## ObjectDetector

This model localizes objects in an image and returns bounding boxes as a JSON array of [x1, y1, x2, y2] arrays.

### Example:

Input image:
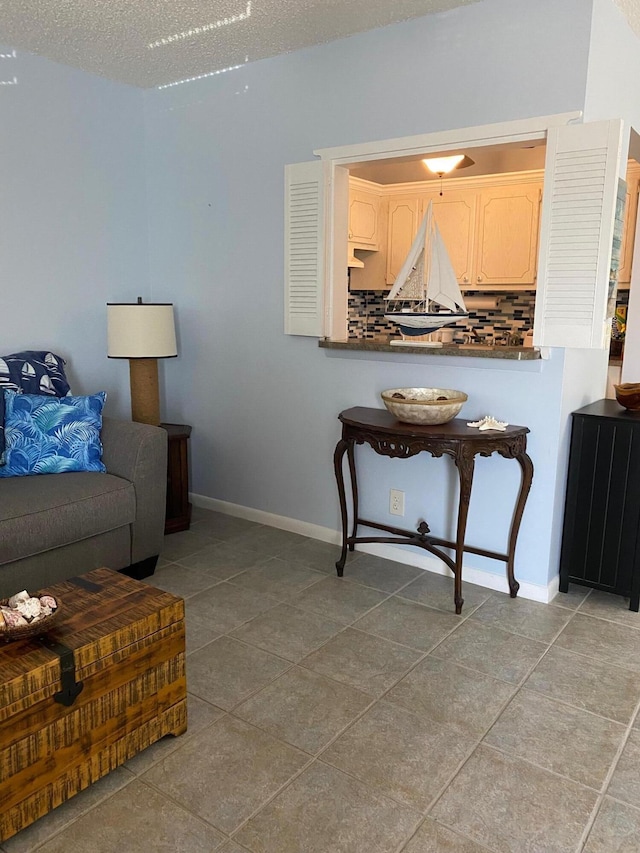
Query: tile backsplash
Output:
[[348, 289, 537, 343]]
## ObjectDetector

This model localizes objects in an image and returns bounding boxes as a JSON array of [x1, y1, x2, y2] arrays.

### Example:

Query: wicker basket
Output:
[[0, 596, 62, 643]]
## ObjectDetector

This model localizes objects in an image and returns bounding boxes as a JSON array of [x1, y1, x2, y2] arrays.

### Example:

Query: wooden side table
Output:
[[334, 407, 534, 614], [160, 423, 192, 535]]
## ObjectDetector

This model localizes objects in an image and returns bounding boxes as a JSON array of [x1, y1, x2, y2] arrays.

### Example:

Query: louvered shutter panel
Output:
[[535, 119, 623, 348], [284, 161, 326, 336]]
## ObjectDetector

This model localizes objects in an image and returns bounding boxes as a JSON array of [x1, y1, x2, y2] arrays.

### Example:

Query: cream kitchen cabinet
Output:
[[418, 191, 476, 285], [618, 165, 640, 287], [387, 180, 542, 290], [386, 196, 420, 285], [472, 183, 541, 287], [348, 186, 381, 250]]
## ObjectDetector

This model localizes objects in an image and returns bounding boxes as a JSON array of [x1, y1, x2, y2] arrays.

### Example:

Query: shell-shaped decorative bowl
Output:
[[614, 383, 640, 411], [381, 388, 468, 425]]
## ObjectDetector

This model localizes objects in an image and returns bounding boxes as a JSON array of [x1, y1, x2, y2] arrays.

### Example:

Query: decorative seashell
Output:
[[467, 415, 508, 432], [16, 597, 43, 621], [2, 608, 28, 629], [39, 595, 57, 610], [7, 590, 30, 609]]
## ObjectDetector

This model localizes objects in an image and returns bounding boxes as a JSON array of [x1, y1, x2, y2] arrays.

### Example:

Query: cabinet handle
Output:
[[348, 231, 353, 239], [477, 276, 483, 282], [463, 276, 469, 283]]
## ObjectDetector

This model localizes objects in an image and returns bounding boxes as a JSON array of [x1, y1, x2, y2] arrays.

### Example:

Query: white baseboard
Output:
[[191, 493, 558, 604]]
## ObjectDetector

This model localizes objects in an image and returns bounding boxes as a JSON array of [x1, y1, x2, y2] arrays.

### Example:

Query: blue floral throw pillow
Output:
[[0, 390, 107, 477]]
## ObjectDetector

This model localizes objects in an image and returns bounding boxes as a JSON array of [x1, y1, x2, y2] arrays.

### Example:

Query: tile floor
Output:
[[4, 508, 640, 852]]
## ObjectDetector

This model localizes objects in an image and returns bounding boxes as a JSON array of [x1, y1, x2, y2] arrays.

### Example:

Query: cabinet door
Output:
[[349, 189, 380, 249], [386, 196, 420, 285], [420, 191, 476, 286], [474, 183, 541, 286], [618, 173, 639, 286]]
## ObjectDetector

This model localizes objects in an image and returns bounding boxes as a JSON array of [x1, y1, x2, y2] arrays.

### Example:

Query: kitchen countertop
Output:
[[319, 338, 541, 360]]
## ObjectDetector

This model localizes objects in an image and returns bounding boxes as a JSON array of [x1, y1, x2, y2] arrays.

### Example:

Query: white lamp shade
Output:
[[107, 303, 177, 358]]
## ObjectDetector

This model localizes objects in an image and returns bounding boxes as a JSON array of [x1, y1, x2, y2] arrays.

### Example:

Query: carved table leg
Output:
[[334, 437, 350, 576], [347, 439, 358, 552], [453, 448, 475, 615], [507, 450, 534, 598]]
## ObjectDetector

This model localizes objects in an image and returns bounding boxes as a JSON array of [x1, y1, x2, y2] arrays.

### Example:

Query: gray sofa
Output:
[[0, 418, 167, 597]]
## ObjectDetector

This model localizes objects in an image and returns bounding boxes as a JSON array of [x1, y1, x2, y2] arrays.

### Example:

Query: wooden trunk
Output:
[[0, 568, 187, 843]]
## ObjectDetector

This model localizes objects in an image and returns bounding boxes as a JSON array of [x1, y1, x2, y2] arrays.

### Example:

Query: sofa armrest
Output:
[[101, 417, 168, 564]]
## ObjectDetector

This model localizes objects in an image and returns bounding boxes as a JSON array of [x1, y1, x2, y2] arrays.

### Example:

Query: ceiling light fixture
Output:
[[157, 60, 247, 90], [422, 154, 474, 195]]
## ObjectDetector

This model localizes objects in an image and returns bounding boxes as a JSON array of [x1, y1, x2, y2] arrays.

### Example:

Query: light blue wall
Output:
[[0, 46, 148, 416], [144, 0, 593, 591]]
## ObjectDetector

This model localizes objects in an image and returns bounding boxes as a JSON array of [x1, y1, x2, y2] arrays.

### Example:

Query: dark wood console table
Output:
[[334, 407, 534, 614]]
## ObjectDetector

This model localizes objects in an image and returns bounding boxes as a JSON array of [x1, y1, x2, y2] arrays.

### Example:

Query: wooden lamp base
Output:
[[129, 358, 160, 426]]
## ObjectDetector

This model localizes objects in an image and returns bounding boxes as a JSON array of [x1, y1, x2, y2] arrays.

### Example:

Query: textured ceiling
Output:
[[0, 0, 483, 88], [2, 0, 640, 90]]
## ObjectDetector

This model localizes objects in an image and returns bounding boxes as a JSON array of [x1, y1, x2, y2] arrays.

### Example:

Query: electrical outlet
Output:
[[389, 488, 405, 516]]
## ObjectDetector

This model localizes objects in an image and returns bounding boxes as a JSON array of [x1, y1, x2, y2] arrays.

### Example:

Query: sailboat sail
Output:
[[384, 201, 468, 336]]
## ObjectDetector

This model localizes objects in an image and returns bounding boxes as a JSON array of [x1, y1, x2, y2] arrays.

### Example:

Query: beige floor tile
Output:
[[218, 844, 251, 853], [607, 729, 640, 806], [431, 745, 598, 853], [31, 780, 226, 853], [187, 636, 290, 709], [289, 576, 388, 625], [234, 666, 371, 753], [149, 563, 220, 599], [322, 700, 475, 811], [550, 583, 592, 610], [277, 538, 358, 573], [354, 597, 460, 651], [228, 557, 326, 599], [227, 526, 310, 556], [431, 621, 547, 684], [189, 511, 261, 541], [385, 656, 516, 738], [525, 645, 640, 724], [184, 599, 221, 653], [301, 627, 423, 695], [186, 582, 280, 635], [484, 688, 626, 789], [339, 554, 423, 593], [470, 594, 572, 643], [583, 797, 640, 852], [142, 716, 307, 835], [124, 693, 224, 775], [1, 767, 135, 853], [399, 572, 491, 615], [230, 603, 344, 661], [162, 529, 220, 561], [554, 614, 640, 673], [178, 542, 272, 578], [402, 819, 497, 853], [235, 761, 420, 853], [577, 589, 640, 629]]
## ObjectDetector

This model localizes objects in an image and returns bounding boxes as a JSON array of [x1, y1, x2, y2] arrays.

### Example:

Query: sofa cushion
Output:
[[0, 391, 106, 477], [0, 472, 135, 565]]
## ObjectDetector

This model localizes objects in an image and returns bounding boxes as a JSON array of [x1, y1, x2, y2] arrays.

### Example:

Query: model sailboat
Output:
[[384, 201, 468, 337]]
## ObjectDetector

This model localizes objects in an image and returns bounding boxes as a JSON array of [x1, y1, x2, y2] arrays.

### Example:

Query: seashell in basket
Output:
[[0, 592, 61, 642], [381, 388, 468, 425]]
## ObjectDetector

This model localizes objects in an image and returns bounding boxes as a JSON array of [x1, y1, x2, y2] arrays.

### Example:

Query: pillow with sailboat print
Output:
[[0, 351, 71, 465], [0, 390, 107, 477]]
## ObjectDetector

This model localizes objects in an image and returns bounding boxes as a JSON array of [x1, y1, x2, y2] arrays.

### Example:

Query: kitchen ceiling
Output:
[[2, 0, 639, 90]]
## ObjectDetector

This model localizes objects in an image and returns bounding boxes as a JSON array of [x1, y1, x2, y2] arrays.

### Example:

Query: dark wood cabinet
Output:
[[160, 423, 192, 535], [559, 400, 640, 611]]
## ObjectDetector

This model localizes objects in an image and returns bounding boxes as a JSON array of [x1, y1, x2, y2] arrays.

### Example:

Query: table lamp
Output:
[[107, 298, 177, 425]]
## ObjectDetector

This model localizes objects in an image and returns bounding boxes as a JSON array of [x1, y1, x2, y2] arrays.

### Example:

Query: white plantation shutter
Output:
[[535, 120, 624, 348], [284, 161, 327, 336]]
